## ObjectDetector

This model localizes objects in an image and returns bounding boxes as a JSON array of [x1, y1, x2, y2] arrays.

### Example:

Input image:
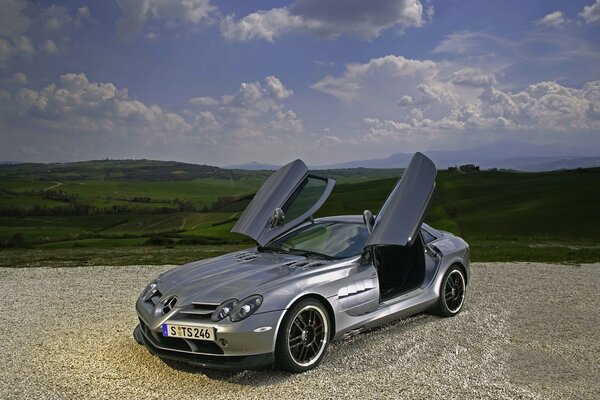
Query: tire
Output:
[[275, 298, 331, 373], [433, 265, 466, 317]]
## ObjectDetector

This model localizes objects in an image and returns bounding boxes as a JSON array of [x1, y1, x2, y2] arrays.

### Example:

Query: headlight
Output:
[[142, 276, 161, 301], [211, 298, 239, 322], [230, 295, 263, 322]]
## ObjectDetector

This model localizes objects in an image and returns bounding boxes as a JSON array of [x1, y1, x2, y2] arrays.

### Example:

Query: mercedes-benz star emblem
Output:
[[161, 296, 177, 315]]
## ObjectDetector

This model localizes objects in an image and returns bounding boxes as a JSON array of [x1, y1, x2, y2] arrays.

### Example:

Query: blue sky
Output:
[[1, 0, 599, 165]]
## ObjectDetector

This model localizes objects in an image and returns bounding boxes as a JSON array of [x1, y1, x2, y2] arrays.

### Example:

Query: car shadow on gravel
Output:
[[157, 312, 439, 386], [161, 359, 293, 384]]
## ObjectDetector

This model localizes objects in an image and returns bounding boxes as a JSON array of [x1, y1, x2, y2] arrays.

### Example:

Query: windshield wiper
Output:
[[286, 248, 335, 260], [258, 245, 287, 254]]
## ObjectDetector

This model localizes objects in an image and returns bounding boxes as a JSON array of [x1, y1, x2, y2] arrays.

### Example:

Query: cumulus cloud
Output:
[[0, 1, 88, 65], [312, 54, 600, 144], [535, 11, 568, 27], [0, 36, 35, 63], [40, 4, 74, 32], [78, 6, 90, 19], [364, 80, 600, 143], [450, 67, 497, 87], [40, 39, 57, 54], [580, 0, 600, 24], [12, 72, 27, 84], [221, 0, 427, 42], [2, 72, 302, 161], [312, 55, 438, 102], [13, 73, 192, 140], [265, 76, 293, 100], [116, 0, 217, 40]]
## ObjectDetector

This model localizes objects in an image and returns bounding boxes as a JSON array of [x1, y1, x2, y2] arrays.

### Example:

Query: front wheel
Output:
[[274, 298, 330, 373], [434, 265, 466, 317]]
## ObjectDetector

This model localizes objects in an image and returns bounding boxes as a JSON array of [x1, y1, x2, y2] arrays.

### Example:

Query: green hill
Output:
[[319, 169, 600, 242], [1, 159, 598, 265]]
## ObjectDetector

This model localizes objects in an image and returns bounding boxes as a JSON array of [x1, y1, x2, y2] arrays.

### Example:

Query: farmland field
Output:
[[1, 160, 599, 266]]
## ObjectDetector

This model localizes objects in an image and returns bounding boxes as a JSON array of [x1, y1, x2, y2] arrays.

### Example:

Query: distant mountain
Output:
[[317, 140, 600, 171], [224, 161, 280, 170]]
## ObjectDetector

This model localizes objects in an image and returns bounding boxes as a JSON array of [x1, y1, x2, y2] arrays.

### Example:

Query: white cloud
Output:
[[40, 39, 57, 54], [12, 72, 28, 84], [221, 0, 427, 42], [2, 73, 303, 162], [265, 76, 293, 100], [40, 4, 73, 32], [312, 55, 438, 102], [581, 0, 600, 24], [433, 31, 506, 55], [144, 32, 158, 41], [0, 1, 87, 65], [311, 54, 600, 145], [0, 35, 35, 63], [450, 67, 497, 87], [188, 96, 219, 107], [535, 11, 568, 27], [221, 9, 304, 42], [78, 6, 90, 19], [116, 0, 217, 40], [12, 73, 192, 142], [314, 134, 358, 147]]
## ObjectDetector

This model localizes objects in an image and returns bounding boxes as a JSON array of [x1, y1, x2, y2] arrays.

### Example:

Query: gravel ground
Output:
[[0, 262, 598, 399]]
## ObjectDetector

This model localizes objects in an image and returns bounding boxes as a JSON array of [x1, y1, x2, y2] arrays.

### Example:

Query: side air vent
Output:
[[234, 252, 260, 262]]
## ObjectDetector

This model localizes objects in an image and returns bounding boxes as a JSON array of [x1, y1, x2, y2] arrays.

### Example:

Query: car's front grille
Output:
[[174, 302, 219, 320], [139, 319, 224, 355]]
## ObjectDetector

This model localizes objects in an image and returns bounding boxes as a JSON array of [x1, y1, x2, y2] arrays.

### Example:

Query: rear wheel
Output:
[[275, 298, 330, 373], [434, 266, 466, 317]]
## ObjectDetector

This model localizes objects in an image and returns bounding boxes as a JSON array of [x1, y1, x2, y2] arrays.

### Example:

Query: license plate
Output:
[[162, 324, 215, 341]]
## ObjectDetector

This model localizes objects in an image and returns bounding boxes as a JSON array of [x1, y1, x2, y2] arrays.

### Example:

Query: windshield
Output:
[[262, 221, 369, 259]]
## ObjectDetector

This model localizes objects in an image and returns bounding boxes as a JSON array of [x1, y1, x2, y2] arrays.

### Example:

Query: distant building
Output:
[[448, 164, 480, 173]]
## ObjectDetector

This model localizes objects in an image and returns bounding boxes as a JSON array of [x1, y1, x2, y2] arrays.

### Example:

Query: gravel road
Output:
[[0, 262, 598, 399]]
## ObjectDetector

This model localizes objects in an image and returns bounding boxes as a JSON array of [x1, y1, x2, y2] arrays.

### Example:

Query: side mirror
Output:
[[272, 208, 285, 227], [363, 210, 374, 234]]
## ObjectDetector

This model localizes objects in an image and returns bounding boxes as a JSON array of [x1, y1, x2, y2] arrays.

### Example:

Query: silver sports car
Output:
[[134, 152, 470, 372]]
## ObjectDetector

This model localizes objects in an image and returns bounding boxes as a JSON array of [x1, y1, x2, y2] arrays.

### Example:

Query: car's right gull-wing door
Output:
[[364, 152, 437, 248], [231, 159, 335, 246]]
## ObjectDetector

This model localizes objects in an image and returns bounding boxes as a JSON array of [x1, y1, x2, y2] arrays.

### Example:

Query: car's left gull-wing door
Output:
[[231, 159, 335, 245], [364, 152, 437, 248]]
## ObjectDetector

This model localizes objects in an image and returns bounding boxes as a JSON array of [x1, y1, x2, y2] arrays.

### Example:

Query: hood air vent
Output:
[[234, 252, 260, 262], [284, 260, 326, 269]]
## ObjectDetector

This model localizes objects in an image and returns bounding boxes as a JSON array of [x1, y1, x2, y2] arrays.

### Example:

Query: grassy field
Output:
[[1, 160, 598, 266]]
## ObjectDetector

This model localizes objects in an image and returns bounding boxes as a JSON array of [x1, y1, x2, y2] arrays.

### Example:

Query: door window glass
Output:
[[281, 176, 327, 222]]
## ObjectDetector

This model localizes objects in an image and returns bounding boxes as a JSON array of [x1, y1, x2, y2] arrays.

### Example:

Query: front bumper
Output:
[[135, 295, 283, 369], [133, 324, 274, 370]]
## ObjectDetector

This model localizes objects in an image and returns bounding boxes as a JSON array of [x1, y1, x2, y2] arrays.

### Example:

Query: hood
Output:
[[157, 250, 332, 305]]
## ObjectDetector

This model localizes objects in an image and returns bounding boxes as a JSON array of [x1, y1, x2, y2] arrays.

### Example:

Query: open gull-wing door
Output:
[[365, 152, 437, 248], [231, 159, 335, 245]]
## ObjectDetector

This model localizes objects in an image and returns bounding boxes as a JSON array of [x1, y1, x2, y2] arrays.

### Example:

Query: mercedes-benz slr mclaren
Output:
[[134, 152, 470, 372]]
